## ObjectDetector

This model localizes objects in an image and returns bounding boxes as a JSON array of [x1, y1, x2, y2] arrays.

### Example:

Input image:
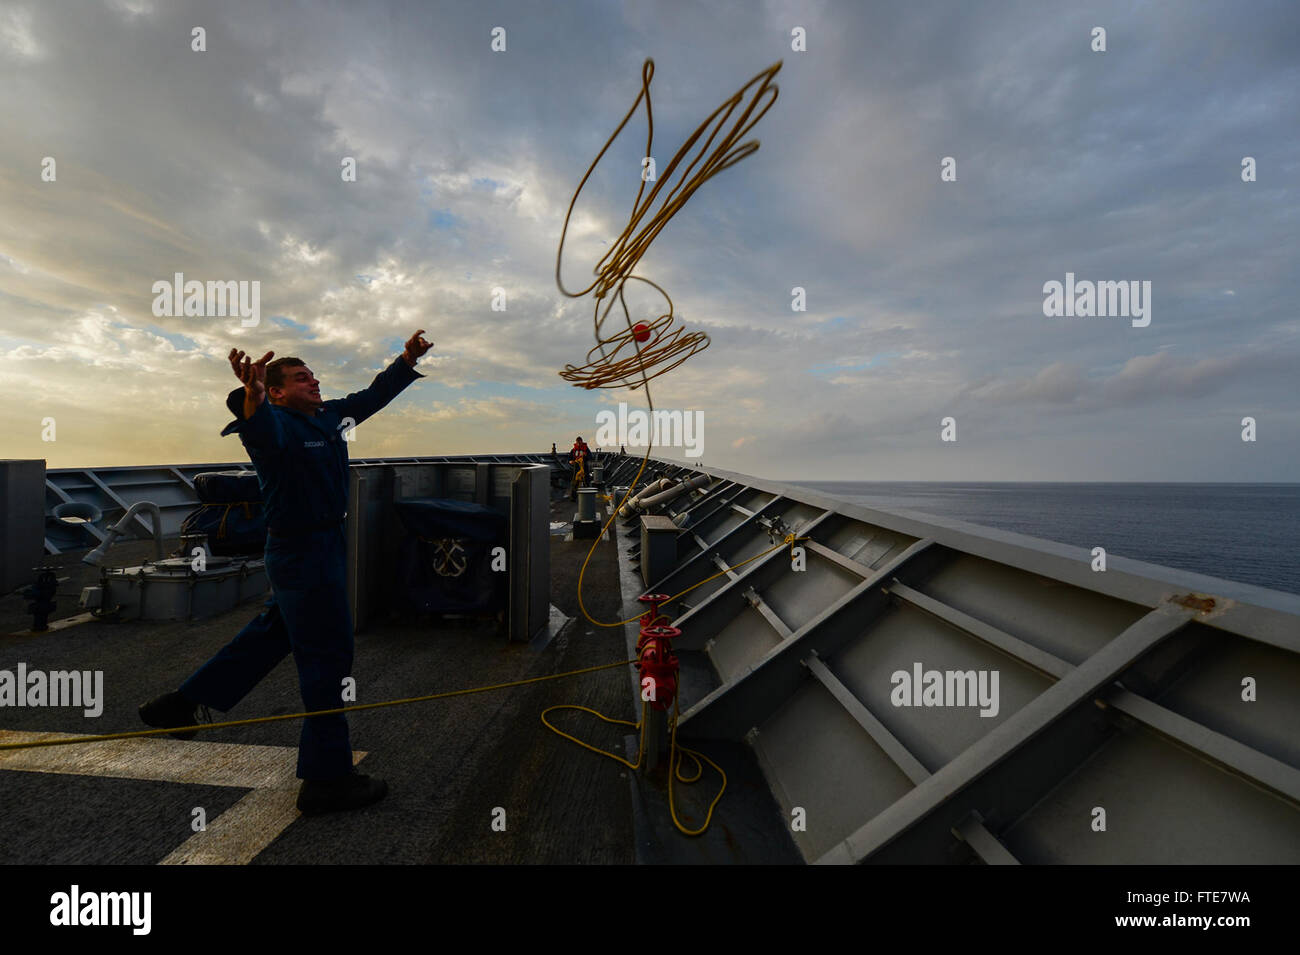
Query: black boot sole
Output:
[[296, 778, 389, 816], [138, 696, 199, 740]]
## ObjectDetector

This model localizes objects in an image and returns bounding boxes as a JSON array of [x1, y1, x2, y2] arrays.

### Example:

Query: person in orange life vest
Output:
[[569, 436, 591, 500]]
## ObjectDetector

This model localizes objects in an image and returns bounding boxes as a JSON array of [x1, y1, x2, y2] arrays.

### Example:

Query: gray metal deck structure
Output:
[[599, 455, 1300, 865], [41, 454, 557, 552], [36, 452, 1300, 864]]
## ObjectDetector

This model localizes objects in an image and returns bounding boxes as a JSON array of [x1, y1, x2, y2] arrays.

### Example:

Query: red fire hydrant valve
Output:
[[638, 592, 671, 630], [637, 626, 680, 711]]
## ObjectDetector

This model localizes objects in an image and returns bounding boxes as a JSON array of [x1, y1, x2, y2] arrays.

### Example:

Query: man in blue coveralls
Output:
[[140, 330, 432, 814]]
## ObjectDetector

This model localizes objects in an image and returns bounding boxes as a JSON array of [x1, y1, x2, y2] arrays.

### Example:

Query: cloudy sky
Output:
[[1, 0, 1296, 480]]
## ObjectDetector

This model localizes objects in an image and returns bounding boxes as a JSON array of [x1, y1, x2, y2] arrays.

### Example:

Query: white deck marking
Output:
[[160, 787, 306, 865], [9, 612, 97, 636], [0, 729, 364, 865]]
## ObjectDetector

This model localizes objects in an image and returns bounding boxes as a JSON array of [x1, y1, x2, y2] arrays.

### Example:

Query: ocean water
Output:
[[791, 482, 1300, 596]]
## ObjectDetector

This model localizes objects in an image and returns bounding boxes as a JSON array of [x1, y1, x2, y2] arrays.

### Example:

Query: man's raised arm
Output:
[[330, 329, 432, 427], [220, 349, 286, 448]]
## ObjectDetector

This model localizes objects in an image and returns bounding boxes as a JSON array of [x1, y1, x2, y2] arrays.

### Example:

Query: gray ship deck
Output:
[[5, 452, 1299, 866], [1, 488, 796, 864]]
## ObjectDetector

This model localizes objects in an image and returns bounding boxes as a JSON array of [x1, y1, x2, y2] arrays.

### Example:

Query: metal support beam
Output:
[[802, 650, 1019, 864], [803, 651, 928, 783], [168, 468, 196, 491], [887, 579, 1300, 809], [681, 480, 754, 535], [885, 579, 1072, 680], [802, 537, 882, 578], [710, 553, 740, 583], [676, 480, 735, 519], [816, 604, 1197, 865], [684, 486, 766, 542], [679, 539, 943, 738], [671, 509, 839, 650], [1098, 688, 1300, 809], [81, 469, 155, 539], [952, 812, 1020, 865], [651, 495, 786, 598], [745, 586, 794, 641]]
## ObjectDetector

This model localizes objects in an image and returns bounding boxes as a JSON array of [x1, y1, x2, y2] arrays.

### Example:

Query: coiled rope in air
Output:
[[556, 57, 781, 393], [549, 57, 785, 836]]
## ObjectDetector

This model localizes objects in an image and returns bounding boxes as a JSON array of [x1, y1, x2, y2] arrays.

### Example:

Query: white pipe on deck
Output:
[[636, 474, 711, 508], [83, 501, 165, 565]]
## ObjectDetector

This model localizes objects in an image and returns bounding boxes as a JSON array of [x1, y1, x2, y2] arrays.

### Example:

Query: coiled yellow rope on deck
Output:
[[541, 690, 728, 837]]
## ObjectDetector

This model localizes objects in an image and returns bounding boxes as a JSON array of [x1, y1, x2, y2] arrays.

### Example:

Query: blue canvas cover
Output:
[[393, 498, 507, 541], [194, 470, 262, 505], [181, 501, 266, 556], [393, 499, 508, 615]]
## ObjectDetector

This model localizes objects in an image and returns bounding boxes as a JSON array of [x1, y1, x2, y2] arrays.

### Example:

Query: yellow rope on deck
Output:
[[541, 694, 727, 838], [0, 659, 636, 752]]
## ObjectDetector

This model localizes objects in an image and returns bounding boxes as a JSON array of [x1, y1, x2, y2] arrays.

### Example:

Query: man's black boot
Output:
[[296, 771, 388, 815], [138, 690, 208, 740]]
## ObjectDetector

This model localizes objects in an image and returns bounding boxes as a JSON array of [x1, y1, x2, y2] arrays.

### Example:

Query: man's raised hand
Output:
[[230, 349, 274, 385], [228, 348, 245, 381], [402, 329, 433, 366], [237, 351, 274, 418]]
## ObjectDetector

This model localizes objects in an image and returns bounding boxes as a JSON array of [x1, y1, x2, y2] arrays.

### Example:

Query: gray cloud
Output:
[[0, 0, 1296, 480]]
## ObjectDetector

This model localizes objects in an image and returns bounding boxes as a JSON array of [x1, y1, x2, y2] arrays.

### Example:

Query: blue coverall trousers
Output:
[[181, 526, 353, 780]]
